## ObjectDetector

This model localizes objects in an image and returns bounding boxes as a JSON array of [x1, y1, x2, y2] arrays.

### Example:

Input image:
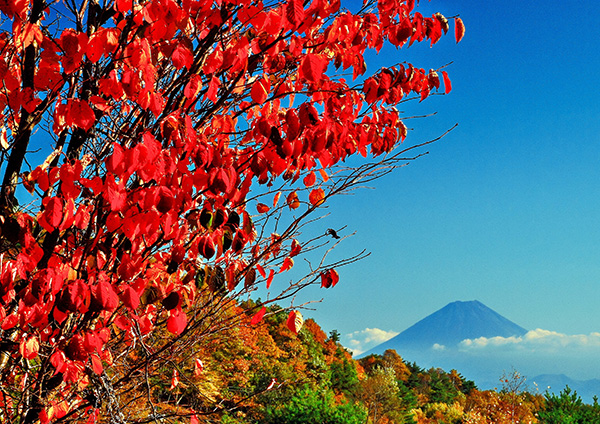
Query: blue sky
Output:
[[283, 0, 600, 366]]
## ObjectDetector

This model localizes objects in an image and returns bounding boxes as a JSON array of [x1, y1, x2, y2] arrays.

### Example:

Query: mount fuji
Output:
[[360, 300, 527, 357]]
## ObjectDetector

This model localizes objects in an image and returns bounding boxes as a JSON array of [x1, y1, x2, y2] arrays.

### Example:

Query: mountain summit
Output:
[[361, 300, 527, 357]]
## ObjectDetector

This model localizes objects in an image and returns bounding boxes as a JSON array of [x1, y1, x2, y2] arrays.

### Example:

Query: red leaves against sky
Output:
[[0, 0, 462, 420]]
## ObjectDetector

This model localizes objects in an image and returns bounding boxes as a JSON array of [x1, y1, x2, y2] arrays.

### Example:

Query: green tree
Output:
[[538, 387, 600, 424], [330, 358, 359, 395], [263, 386, 367, 424]]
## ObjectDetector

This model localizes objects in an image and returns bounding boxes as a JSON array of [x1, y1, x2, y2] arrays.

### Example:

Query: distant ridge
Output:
[[530, 374, 600, 402], [360, 300, 527, 357]]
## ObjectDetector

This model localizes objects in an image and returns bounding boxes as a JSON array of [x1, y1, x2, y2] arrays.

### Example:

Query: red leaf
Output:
[[279, 257, 294, 273], [95, 279, 119, 311], [1, 313, 17, 330], [256, 263, 266, 278], [114, 316, 131, 331], [285, 0, 305, 29], [71, 99, 95, 131], [203, 46, 223, 74], [290, 239, 301, 257], [20, 87, 41, 113], [91, 354, 104, 374], [250, 306, 266, 325], [19, 23, 43, 48], [455, 17, 465, 43], [442, 71, 452, 94], [303, 171, 316, 187], [198, 236, 215, 259], [309, 188, 325, 206], [205, 76, 220, 103], [83, 331, 103, 353], [65, 334, 87, 361], [120, 285, 140, 310], [87, 31, 105, 63], [273, 191, 281, 208], [60, 280, 89, 313], [58, 198, 76, 231], [266, 269, 274, 289], [285, 109, 301, 139], [184, 75, 203, 99], [115, 0, 131, 13], [319, 168, 329, 182], [251, 77, 270, 104], [300, 54, 328, 84], [256, 203, 270, 214], [167, 308, 187, 335], [320, 268, 340, 288], [155, 186, 175, 213], [286, 191, 300, 209], [50, 351, 67, 373], [209, 167, 233, 193], [44, 197, 64, 230], [106, 143, 125, 175], [172, 42, 193, 70], [104, 174, 126, 211], [428, 70, 440, 90], [286, 310, 303, 334], [427, 16, 442, 46]]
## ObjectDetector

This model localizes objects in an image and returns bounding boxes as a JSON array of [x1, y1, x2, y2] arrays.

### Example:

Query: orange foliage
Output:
[[464, 390, 539, 424]]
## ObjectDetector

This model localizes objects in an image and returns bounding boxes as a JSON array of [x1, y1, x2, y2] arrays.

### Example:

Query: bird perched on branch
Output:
[[326, 228, 340, 239]]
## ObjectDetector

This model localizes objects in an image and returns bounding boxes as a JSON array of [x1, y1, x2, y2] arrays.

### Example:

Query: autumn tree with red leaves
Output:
[[0, 0, 463, 421]]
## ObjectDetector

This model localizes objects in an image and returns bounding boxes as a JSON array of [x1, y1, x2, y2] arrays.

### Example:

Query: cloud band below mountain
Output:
[[460, 329, 600, 353]]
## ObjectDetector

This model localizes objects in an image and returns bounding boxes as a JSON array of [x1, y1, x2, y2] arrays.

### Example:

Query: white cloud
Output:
[[432, 343, 446, 351], [343, 328, 399, 355], [459, 329, 600, 354]]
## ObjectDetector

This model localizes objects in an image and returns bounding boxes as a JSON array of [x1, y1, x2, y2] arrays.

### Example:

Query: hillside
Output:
[[129, 300, 600, 423]]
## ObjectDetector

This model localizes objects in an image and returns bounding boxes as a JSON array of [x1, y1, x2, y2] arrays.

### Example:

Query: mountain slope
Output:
[[361, 300, 527, 357]]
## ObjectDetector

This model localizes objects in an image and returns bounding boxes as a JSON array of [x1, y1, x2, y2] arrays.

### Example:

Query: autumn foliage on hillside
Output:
[[0, 0, 464, 421], [130, 307, 597, 424]]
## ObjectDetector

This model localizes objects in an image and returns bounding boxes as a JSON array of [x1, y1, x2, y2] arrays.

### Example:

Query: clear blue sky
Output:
[[286, 1, 600, 356]]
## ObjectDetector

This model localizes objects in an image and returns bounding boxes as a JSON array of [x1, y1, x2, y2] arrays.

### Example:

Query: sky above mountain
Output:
[[275, 1, 600, 381]]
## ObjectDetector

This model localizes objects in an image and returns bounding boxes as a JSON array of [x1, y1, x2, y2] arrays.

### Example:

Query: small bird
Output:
[[326, 228, 340, 239]]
